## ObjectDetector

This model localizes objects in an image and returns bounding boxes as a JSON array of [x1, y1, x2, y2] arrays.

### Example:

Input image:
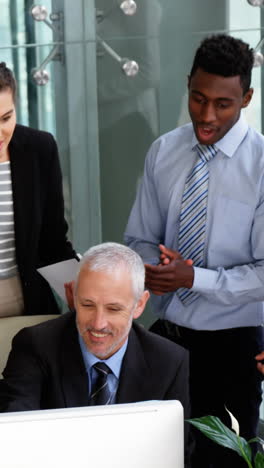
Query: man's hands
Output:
[[159, 245, 193, 266], [255, 351, 264, 375], [145, 244, 194, 295]]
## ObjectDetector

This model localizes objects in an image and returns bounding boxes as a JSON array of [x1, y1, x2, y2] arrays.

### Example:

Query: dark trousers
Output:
[[150, 320, 264, 468]]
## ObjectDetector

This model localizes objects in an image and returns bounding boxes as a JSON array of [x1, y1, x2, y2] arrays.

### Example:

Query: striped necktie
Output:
[[177, 144, 217, 305], [89, 362, 112, 406]]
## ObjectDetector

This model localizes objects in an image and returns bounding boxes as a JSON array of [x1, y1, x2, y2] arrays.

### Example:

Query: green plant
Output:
[[187, 410, 264, 468]]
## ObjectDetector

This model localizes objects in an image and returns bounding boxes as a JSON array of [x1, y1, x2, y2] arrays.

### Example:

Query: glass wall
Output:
[[0, 0, 262, 250]]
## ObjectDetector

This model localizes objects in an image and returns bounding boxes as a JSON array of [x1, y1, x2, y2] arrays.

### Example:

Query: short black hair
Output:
[[190, 34, 254, 94], [0, 62, 16, 102]]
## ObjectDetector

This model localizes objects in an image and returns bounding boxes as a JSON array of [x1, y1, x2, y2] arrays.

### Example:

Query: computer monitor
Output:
[[0, 400, 184, 468]]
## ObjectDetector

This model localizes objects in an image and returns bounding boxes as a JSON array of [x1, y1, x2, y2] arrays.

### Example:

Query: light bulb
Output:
[[31, 5, 48, 21], [120, 0, 137, 16], [253, 51, 264, 67], [247, 0, 264, 6], [32, 69, 50, 85], [122, 60, 139, 77]]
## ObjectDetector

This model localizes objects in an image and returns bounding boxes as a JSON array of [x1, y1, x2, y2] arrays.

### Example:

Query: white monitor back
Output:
[[0, 400, 184, 468]]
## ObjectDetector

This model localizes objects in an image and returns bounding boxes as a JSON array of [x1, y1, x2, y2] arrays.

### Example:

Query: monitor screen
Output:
[[0, 400, 184, 468]]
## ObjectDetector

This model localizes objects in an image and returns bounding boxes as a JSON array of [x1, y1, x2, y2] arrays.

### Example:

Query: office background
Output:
[[1, 0, 262, 250], [0, 0, 263, 416]]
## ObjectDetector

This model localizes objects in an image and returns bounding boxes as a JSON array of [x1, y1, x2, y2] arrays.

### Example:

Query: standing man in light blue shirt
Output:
[[125, 34, 264, 468]]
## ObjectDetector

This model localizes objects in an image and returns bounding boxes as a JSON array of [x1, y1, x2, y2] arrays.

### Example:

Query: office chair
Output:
[[0, 314, 59, 377]]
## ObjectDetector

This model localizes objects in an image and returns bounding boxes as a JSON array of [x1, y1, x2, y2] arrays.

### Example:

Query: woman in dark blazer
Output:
[[0, 62, 76, 316]]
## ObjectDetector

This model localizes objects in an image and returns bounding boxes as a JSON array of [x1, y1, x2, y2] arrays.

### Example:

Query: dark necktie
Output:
[[89, 362, 112, 406], [177, 143, 217, 305]]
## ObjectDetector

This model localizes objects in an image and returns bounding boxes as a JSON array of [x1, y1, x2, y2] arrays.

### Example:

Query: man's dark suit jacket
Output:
[[0, 312, 191, 464], [0, 312, 190, 413], [9, 124, 76, 315]]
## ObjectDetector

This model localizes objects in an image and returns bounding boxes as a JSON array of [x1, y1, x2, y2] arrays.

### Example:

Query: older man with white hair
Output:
[[0, 243, 191, 457]]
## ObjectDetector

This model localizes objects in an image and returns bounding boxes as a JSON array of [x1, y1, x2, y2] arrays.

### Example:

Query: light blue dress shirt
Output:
[[125, 114, 264, 330], [78, 333, 128, 404]]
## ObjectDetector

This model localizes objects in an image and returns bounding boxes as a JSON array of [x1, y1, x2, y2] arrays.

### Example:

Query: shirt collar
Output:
[[78, 332, 128, 379], [191, 113, 249, 158]]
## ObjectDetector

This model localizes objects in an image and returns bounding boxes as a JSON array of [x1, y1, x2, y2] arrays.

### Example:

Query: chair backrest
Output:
[[0, 315, 59, 378]]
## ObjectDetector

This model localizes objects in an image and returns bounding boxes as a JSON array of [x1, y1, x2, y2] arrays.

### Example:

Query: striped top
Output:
[[0, 161, 17, 279]]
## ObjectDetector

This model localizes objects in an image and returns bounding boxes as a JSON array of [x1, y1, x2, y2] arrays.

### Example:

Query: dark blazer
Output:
[[0, 312, 192, 465], [9, 124, 76, 315], [0, 312, 190, 412]]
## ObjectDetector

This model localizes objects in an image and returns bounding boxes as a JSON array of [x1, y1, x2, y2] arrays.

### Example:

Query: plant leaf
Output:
[[248, 437, 264, 450], [254, 451, 264, 468], [187, 416, 252, 462]]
